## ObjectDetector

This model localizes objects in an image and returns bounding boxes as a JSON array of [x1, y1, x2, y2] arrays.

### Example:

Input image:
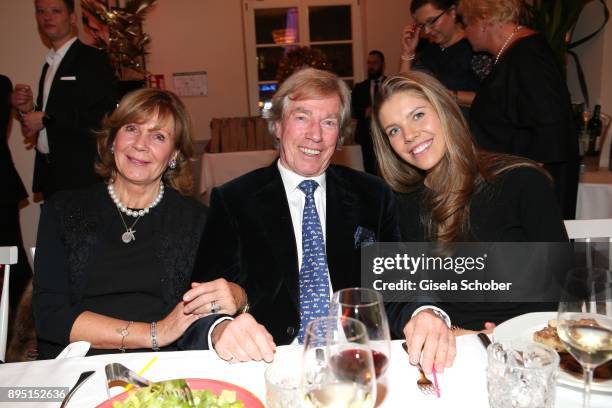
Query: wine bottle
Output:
[[587, 104, 602, 156]]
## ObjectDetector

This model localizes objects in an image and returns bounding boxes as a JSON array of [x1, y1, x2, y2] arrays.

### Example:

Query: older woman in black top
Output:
[[33, 89, 246, 358], [371, 72, 567, 330], [459, 0, 580, 219]]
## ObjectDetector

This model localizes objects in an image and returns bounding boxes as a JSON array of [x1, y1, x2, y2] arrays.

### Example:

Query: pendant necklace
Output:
[[117, 211, 141, 243], [107, 182, 164, 243]]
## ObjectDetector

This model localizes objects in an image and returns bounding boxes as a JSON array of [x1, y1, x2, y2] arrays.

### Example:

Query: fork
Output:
[[105, 363, 194, 405], [401, 341, 440, 396]]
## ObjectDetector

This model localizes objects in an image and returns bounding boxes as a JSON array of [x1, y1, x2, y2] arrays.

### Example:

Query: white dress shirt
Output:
[[38, 36, 78, 154]]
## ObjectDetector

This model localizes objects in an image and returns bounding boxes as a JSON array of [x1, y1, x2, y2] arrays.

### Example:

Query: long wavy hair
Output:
[[371, 72, 547, 241]]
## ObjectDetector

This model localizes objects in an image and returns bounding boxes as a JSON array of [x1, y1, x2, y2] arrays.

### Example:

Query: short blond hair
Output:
[[96, 88, 194, 195], [458, 0, 522, 24], [265, 67, 352, 146]]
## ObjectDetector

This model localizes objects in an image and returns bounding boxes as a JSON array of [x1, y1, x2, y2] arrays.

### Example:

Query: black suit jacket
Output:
[[192, 162, 418, 344], [351, 78, 373, 143], [34, 40, 117, 196], [0, 75, 27, 205]]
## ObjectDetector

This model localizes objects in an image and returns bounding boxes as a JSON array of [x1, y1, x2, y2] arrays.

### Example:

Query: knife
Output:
[[477, 333, 492, 349]]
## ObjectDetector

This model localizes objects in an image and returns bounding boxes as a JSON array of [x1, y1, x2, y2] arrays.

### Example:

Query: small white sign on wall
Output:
[[172, 71, 208, 97]]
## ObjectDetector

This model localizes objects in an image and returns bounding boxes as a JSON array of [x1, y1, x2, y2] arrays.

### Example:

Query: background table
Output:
[[577, 158, 612, 219], [198, 145, 363, 205], [0, 337, 608, 407]]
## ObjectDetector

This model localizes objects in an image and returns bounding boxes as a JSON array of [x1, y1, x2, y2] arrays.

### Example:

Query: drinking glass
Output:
[[301, 316, 376, 408], [265, 349, 304, 408], [330, 288, 391, 379], [557, 267, 612, 408], [487, 341, 559, 408]]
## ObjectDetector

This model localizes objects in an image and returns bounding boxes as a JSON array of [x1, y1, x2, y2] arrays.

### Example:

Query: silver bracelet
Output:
[[400, 53, 416, 62], [150, 321, 160, 351]]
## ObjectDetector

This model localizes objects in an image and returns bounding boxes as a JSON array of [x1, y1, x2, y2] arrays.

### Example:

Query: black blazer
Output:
[[33, 40, 117, 195], [0, 75, 27, 204], [351, 78, 374, 145], [192, 163, 416, 344]]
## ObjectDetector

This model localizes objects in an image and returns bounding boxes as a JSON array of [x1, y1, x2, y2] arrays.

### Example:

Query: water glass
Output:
[[265, 350, 304, 408], [487, 341, 559, 408]]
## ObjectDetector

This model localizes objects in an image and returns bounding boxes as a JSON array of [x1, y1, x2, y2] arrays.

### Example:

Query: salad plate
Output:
[[97, 378, 265, 407]]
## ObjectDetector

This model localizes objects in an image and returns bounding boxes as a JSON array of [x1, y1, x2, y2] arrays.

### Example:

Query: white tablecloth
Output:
[[199, 145, 364, 205], [0, 337, 609, 407], [576, 164, 612, 220]]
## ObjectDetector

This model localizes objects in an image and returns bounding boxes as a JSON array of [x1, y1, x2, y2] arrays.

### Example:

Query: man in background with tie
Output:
[[351, 50, 386, 175], [189, 68, 455, 374], [11, 0, 116, 199]]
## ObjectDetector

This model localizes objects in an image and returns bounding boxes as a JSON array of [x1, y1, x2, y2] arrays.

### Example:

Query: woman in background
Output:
[[459, 0, 579, 219], [33, 89, 245, 358], [371, 72, 567, 329], [399, 0, 491, 113]]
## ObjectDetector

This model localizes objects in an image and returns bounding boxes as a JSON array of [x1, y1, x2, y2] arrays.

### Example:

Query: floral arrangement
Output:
[[81, 0, 157, 79]]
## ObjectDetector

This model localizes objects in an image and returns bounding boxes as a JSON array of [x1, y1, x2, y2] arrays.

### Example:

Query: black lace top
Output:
[[32, 183, 207, 359]]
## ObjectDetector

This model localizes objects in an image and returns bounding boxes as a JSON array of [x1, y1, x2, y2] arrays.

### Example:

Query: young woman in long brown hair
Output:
[[371, 71, 567, 330]]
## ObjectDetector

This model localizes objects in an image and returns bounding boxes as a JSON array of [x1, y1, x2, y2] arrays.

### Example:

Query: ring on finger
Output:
[[210, 300, 220, 314]]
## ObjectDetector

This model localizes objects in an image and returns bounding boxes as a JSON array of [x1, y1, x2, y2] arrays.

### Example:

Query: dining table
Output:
[[576, 156, 612, 220], [0, 336, 609, 407]]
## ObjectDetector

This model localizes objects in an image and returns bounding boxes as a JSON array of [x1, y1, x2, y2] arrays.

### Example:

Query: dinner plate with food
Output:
[[97, 378, 265, 408], [493, 312, 612, 393]]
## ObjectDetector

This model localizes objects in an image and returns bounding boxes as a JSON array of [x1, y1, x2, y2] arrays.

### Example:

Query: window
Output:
[[243, 0, 363, 114]]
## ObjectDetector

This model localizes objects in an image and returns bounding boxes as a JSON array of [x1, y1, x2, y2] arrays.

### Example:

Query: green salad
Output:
[[112, 386, 245, 408]]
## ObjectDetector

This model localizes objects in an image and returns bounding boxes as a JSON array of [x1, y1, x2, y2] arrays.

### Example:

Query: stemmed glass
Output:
[[330, 288, 391, 379], [557, 267, 612, 408], [301, 316, 377, 408]]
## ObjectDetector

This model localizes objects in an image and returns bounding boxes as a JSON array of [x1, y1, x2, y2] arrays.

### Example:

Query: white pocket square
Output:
[[60, 76, 76, 80]]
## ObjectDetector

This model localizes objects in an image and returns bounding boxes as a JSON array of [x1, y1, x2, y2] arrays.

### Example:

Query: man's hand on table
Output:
[[403, 309, 456, 374], [211, 313, 276, 363]]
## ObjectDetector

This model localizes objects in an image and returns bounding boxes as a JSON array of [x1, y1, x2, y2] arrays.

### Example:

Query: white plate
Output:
[[493, 312, 612, 393]]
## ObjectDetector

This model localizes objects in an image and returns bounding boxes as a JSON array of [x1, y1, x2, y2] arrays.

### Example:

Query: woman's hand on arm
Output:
[[182, 278, 247, 316], [69, 304, 201, 350]]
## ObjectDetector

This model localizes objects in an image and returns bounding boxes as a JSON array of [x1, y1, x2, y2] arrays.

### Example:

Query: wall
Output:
[[0, 0, 413, 252], [566, 0, 610, 107]]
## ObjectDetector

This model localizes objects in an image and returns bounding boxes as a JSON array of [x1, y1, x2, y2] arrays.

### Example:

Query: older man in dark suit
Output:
[[188, 68, 455, 374], [11, 0, 116, 199]]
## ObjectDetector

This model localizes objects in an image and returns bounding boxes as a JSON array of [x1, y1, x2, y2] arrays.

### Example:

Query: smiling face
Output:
[[378, 91, 446, 171], [413, 4, 457, 47], [113, 113, 178, 188], [276, 96, 341, 177], [35, 0, 75, 48]]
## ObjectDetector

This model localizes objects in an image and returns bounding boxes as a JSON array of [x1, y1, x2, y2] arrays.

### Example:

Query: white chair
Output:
[[0, 246, 18, 362], [564, 219, 612, 269]]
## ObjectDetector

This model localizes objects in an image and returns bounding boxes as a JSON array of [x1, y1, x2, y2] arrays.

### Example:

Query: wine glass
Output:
[[330, 288, 391, 379], [557, 267, 612, 408], [301, 316, 377, 408]]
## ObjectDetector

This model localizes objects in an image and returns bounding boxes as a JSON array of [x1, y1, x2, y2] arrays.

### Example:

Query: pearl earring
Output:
[[111, 143, 115, 154], [168, 159, 177, 169]]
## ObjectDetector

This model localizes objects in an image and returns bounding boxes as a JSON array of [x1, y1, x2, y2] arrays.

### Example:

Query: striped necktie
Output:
[[297, 180, 330, 343]]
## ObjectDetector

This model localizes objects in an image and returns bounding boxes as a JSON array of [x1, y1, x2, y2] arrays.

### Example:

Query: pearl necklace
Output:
[[107, 182, 165, 217], [494, 25, 522, 65]]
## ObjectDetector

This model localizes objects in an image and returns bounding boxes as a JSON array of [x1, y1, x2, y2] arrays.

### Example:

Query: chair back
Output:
[[564, 219, 612, 270], [208, 117, 275, 153], [0, 246, 18, 362]]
